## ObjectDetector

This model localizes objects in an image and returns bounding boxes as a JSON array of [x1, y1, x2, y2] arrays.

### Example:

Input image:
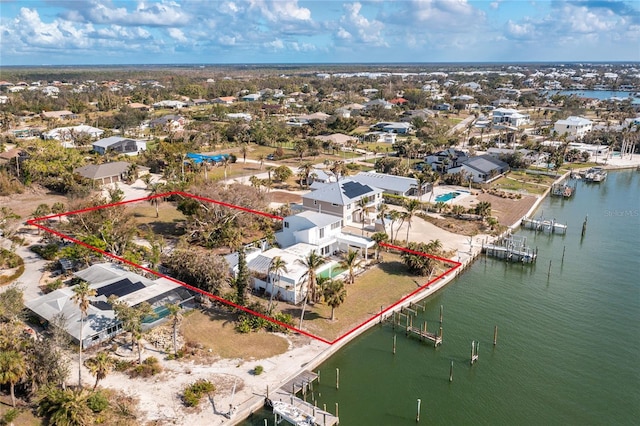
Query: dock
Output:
[[268, 371, 339, 426], [387, 310, 443, 347], [482, 235, 538, 263], [521, 216, 567, 234]]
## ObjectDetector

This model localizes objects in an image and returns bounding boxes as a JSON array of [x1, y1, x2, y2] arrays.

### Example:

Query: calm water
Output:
[[242, 170, 640, 426], [549, 90, 639, 102]]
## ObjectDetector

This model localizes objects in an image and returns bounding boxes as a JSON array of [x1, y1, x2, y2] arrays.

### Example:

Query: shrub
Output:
[[114, 359, 135, 372], [30, 243, 59, 260], [128, 357, 162, 378], [87, 391, 110, 413], [1, 408, 20, 425], [182, 379, 215, 407], [253, 365, 264, 375], [45, 278, 64, 293]]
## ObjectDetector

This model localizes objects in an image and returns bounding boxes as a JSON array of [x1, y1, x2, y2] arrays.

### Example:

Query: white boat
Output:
[[272, 400, 316, 426], [585, 167, 607, 182]]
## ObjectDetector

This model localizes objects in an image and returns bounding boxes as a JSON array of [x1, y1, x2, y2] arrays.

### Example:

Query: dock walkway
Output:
[[269, 371, 339, 426]]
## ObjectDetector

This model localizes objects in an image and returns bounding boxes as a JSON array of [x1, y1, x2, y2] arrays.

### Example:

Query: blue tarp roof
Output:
[[186, 153, 230, 164]]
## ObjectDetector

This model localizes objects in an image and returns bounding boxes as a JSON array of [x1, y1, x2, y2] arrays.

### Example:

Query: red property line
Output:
[[27, 193, 459, 346]]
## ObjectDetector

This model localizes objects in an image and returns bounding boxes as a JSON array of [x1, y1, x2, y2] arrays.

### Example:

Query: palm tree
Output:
[[267, 256, 288, 312], [71, 282, 96, 388], [357, 197, 374, 235], [131, 302, 156, 364], [404, 199, 421, 244], [323, 279, 347, 321], [451, 204, 465, 218], [388, 210, 403, 245], [474, 201, 492, 221], [296, 251, 326, 329], [165, 303, 183, 356], [86, 352, 113, 391], [0, 350, 26, 407], [240, 143, 249, 163], [339, 249, 364, 285], [376, 203, 389, 233], [257, 154, 265, 170], [297, 161, 314, 188], [370, 232, 389, 260], [51, 202, 65, 222], [146, 181, 165, 218]]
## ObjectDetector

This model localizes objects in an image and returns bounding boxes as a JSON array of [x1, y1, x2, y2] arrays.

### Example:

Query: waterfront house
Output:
[[553, 116, 593, 140], [350, 171, 430, 197], [448, 154, 509, 183], [302, 179, 383, 226]]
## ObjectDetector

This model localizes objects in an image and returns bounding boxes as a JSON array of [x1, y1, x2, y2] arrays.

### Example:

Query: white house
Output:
[[152, 100, 186, 109], [92, 136, 146, 156], [249, 210, 374, 304], [41, 125, 104, 144], [302, 179, 384, 226], [554, 116, 593, 140], [492, 108, 530, 127]]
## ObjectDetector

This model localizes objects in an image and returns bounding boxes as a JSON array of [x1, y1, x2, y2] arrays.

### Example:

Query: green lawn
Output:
[[277, 252, 451, 341]]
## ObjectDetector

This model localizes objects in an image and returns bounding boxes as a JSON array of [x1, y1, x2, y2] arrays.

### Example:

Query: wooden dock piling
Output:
[[416, 399, 421, 422], [449, 361, 453, 382], [335, 368, 339, 390], [471, 341, 479, 365], [493, 325, 498, 346]]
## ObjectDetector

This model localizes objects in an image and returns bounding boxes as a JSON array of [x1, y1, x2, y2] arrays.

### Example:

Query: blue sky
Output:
[[1, 0, 638, 65]]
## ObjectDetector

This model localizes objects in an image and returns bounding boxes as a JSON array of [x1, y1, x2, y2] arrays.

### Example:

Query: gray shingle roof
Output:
[[74, 161, 130, 180]]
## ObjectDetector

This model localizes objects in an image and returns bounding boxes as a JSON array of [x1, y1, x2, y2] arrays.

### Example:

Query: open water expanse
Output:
[[242, 169, 639, 426]]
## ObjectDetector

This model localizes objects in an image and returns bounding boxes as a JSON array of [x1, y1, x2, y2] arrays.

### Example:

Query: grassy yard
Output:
[[491, 177, 548, 195], [128, 203, 187, 237], [277, 252, 447, 341], [181, 309, 290, 360]]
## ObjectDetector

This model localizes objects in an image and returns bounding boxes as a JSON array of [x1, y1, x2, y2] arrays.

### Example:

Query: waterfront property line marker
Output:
[[28, 192, 461, 346]]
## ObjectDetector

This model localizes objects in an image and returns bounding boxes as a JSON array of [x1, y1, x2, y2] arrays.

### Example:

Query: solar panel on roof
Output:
[[91, 300, 112, 311], [96, 278, 145, 298], [341, 181, 372, 199]]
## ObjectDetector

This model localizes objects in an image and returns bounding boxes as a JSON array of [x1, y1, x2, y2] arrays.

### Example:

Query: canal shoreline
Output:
[[231, 164, 639, 425]]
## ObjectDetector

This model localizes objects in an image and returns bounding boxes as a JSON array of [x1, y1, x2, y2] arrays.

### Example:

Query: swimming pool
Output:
[[317, 265, 346, 279], [435, 191, 461, 202]]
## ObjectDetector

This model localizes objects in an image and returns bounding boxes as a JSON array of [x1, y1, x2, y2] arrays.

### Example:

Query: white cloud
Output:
[[265, 38, 285, 50], [80, 0, 190, 27], [337, 27, 351, 40], [168, 27, 187, 42], [338, 2, 387, 46]]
